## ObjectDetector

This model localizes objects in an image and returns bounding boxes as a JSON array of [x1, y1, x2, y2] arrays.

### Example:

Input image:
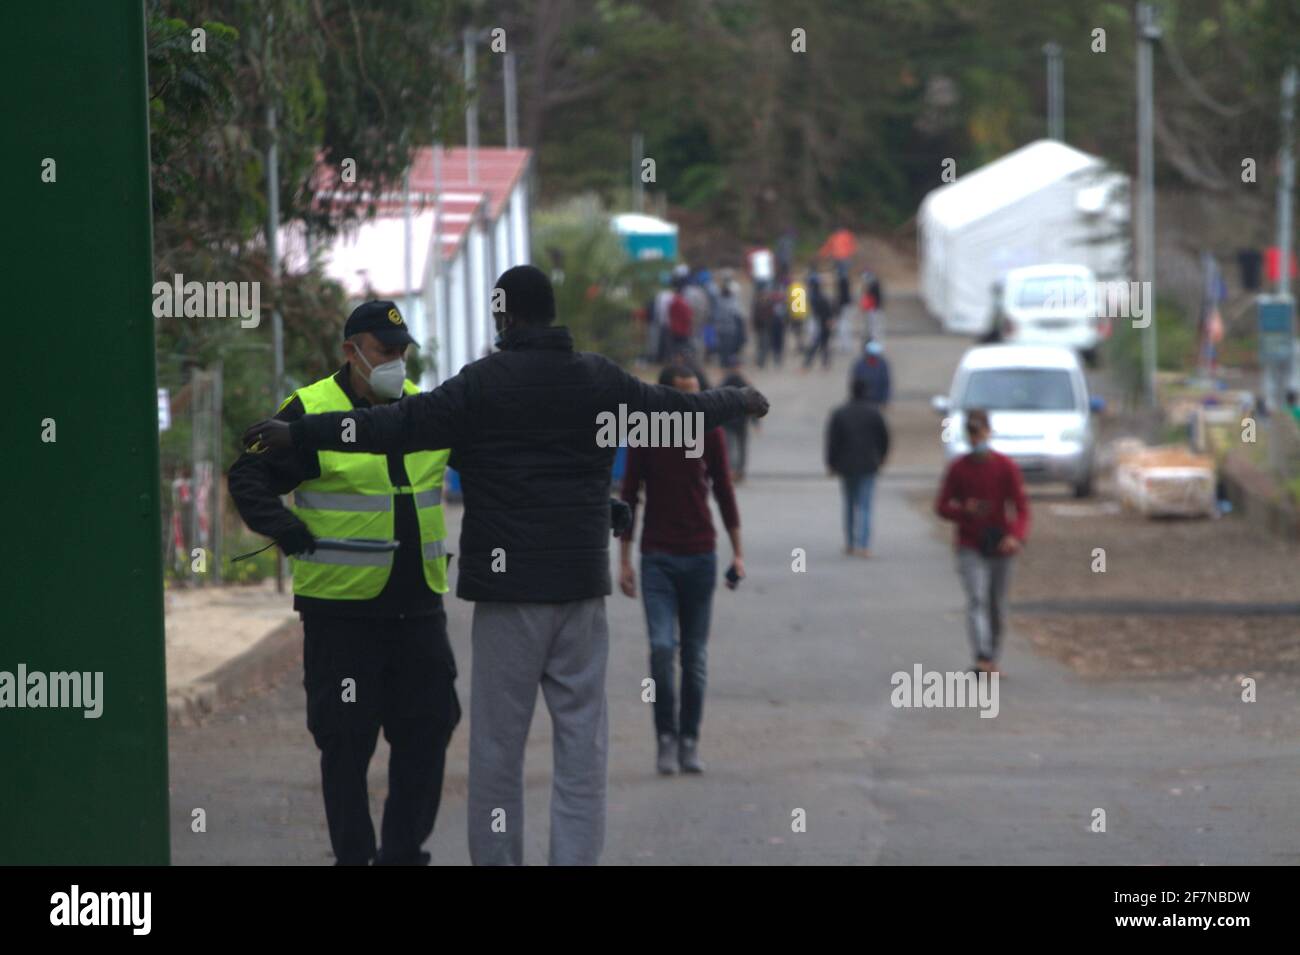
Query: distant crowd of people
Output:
[[641, 258, 887, 376]]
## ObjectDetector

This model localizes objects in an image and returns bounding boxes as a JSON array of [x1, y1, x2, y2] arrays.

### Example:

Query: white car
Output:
[[932, 344, 1103, 497], [994, 264, 1110, 366]]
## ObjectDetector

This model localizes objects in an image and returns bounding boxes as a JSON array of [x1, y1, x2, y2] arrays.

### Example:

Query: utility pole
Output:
[[464, 27, 478, 184], [1276, 65, 1296, 301], [432, 142, 444, 382], [1136, 3, 1160, 408], [504, 51, 519, 149], [264, 12, 286, 592], [1267, 64, 1298, 474], [631, 132, 644, 212], [403, 166, 414, 335], [1043, 42, 1064, 141]]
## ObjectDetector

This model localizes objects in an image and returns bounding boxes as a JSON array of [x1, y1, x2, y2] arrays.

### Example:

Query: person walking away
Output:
[[850, 339, 892, 405], [650, 276, 676, 363], [228, 300, 460, 866], [619, 365, 746, 775], [802, 272, 835, 370], [751, 279, 774, 368], [933, 409, 1030, 675], [769, 282, 788, 367], [720, 368, 754, 483], [787, 277, 809, 351], [825, 377, 890, 557], [241, 267, 769, 866], [714, 281, 748, 368], [860, 269, 886, 343], [683, 270, 715, 361], [667, 277, 695, 356], [834, 261, 856, 354]]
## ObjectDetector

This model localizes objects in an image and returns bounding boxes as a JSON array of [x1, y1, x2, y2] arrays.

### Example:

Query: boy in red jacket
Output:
[[934, 409, 1030, 675]]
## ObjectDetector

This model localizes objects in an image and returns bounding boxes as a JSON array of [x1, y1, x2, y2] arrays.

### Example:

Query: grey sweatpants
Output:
[[956, 547, 1014, 662], [467, 598, 609, 866]]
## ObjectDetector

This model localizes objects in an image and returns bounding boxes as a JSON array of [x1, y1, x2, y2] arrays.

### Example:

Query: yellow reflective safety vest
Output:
[[283, 375, 449, 600]]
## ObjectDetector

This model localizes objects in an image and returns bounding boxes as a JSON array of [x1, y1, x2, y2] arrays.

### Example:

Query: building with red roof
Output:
[[282, 145, 532, 386]]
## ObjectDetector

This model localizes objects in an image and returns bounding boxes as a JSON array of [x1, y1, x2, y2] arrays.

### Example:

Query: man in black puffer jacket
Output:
[[243, 265, 768, 865]]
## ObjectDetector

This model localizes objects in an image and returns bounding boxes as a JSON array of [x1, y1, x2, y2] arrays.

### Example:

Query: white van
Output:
[[994, 264, 1110, 366], [932, 344, 1103, 497]]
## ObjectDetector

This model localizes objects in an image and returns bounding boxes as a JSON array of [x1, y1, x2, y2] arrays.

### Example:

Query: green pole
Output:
[[1, 3, 169, 863]]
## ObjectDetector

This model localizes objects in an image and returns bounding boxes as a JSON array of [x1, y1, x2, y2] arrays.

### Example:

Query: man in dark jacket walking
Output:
[[825, 377, 890, 557], [803, 272, 835, 370], [849, 339, 892, 405], [242, 266, 769, 866]]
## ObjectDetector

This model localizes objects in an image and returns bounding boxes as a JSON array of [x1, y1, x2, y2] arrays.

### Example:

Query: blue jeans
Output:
[[841, 474, 877, 550], [640, 551, 717, 740]]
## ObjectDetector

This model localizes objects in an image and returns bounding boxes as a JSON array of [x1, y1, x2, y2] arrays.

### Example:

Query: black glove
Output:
[[739, 386, 770, 418], [243, 418, 293, 453], [610, 498, 632, 537], [276, 523, 316, 557]]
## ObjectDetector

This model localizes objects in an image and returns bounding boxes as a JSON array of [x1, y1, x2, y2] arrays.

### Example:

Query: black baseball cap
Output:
[[344, 300, 416, 347]]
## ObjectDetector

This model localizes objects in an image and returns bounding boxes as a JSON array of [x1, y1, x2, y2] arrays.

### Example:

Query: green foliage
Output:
[[222, 539, 281, 584], [1105, 300, 1201, 406], [480, 0, 1294, 249], [532, 196, 659, 364], [148, 0, 464, 476]]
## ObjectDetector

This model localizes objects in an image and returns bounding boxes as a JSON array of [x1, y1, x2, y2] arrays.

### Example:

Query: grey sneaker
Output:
[[678, 736, 704, 774], [656, 734, 678, 775]]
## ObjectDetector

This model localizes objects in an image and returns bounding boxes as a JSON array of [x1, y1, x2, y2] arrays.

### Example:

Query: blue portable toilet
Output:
[[612, 213, 679, 261]]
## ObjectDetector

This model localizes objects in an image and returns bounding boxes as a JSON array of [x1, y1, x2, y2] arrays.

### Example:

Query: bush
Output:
[[532, 195, 663, 366], [221, 535, 281, 585], [1104, 298, 1199, 406]]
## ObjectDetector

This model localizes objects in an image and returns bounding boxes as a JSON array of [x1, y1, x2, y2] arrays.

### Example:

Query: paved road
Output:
[[170, 297, 1300, 864]]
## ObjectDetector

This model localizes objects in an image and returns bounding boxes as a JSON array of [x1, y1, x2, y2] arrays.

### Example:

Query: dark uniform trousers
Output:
[[302, 606, 461, 865]]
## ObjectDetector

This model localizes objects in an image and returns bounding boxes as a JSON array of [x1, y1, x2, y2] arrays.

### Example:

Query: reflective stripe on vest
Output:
[[294, 487, 443, 512], [292, 540, 448, 568], [285, 375, 450, 600]]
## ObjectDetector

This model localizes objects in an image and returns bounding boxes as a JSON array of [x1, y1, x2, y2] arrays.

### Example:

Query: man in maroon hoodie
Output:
[[934, 409, 1030, 675], [619, 365, 744, 775]]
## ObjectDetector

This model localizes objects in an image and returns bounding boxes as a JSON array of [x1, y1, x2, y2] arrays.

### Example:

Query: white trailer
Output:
[[918, 139, 1129, 336]]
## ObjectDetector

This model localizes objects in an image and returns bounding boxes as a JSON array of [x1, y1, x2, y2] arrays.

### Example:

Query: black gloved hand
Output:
[[276, 523, 316, 556], [610, 498, 632, 537], [243, 418, 293, 453], [739, 386, 770, 418]]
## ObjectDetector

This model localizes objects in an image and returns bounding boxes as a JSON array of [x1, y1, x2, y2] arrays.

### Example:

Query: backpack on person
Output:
[[668, 293, 693, 338]]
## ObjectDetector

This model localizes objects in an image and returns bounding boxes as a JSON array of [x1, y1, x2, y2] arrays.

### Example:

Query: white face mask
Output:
[[353, 346, 406, 399]]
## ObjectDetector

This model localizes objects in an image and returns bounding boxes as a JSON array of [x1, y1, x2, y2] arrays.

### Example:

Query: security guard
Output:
[[228, 300, 459, 865]]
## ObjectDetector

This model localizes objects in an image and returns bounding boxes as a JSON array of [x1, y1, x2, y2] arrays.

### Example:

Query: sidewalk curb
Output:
[[167, 616, 302, 727]]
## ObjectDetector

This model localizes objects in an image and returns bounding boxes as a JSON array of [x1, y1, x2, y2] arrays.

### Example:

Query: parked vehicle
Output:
[[993, 264, 1111, 366], [932, 344, 1103, 498]]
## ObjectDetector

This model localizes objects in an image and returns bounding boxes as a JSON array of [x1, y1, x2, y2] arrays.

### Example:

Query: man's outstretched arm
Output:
[[242, 371, 472, 455], [604, 360, 769, 430]]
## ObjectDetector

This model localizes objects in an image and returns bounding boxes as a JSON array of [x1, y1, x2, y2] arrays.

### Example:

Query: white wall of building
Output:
[[469, 220, 489, 364], [510, 184, 530, 265]]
